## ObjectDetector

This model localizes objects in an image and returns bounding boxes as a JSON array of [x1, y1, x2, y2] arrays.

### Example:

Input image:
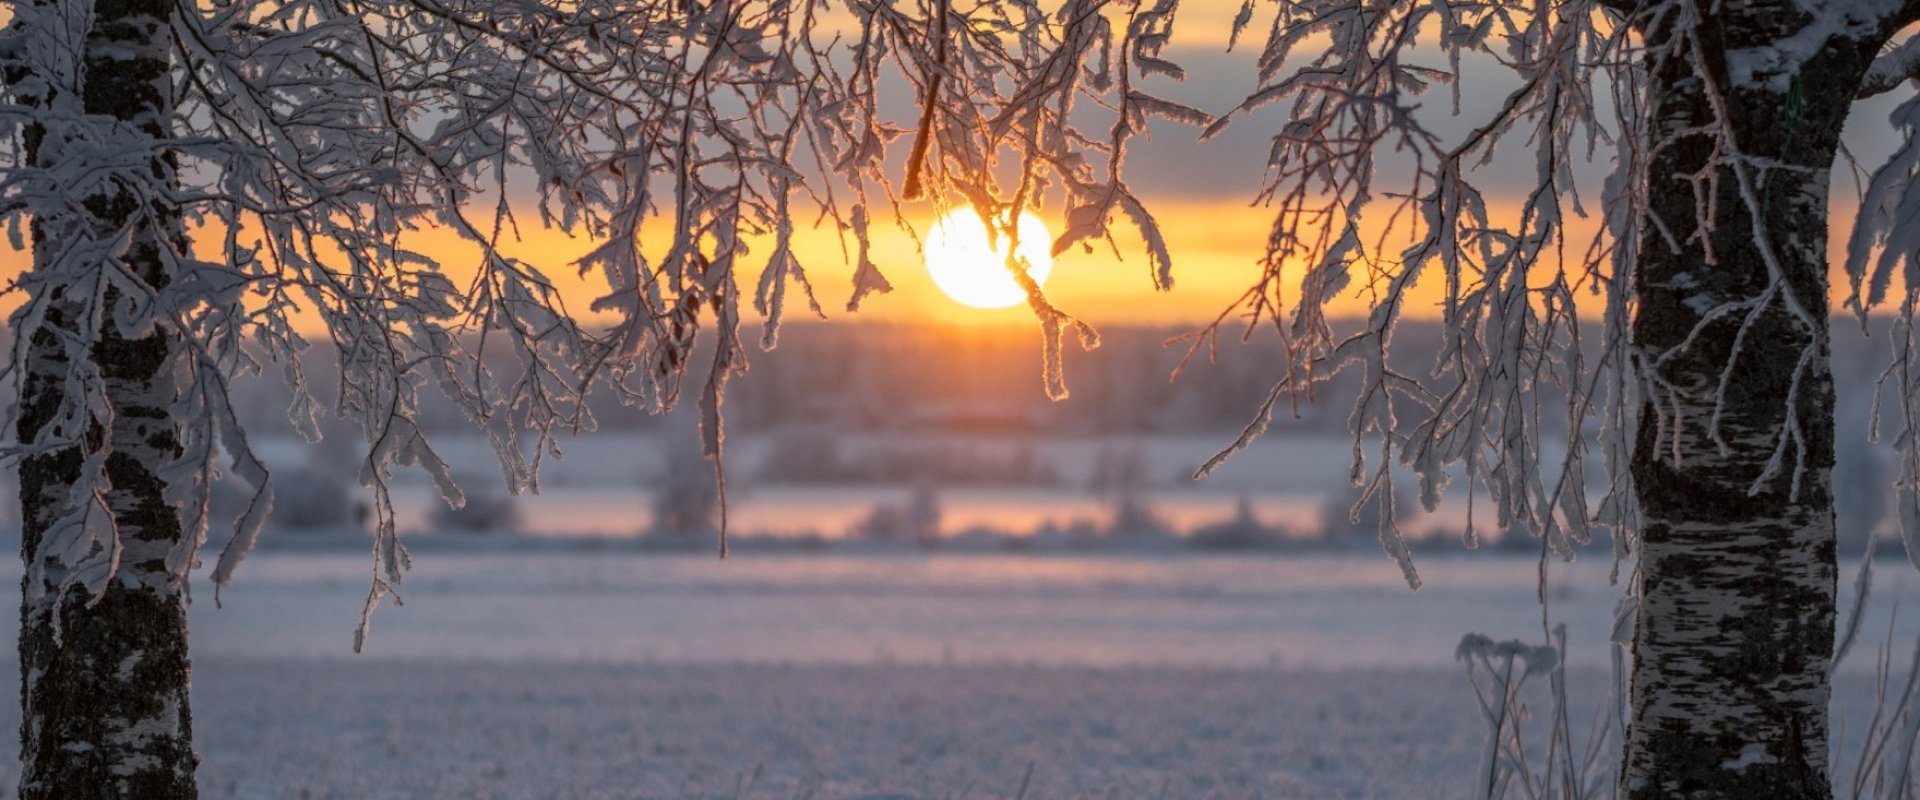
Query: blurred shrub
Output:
[[429, 473, 520, 534], [757, 429, 1058, 486]]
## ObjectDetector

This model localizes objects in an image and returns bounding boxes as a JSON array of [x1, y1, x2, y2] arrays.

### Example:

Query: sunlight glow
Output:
[[923, 209, 1053, 310]]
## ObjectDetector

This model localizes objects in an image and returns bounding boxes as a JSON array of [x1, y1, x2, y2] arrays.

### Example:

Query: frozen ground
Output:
[[187, 660, 1560, 800], [0, 550, 1911, 798], [192, 551, 1633, 667]]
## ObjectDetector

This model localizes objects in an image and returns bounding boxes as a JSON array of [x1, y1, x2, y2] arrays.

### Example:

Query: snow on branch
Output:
[[1184, 0, 1920, 589], [12, 0, 1920, 643], [1192, 0, 1644, 586], [1861, 33, 1920, 98]]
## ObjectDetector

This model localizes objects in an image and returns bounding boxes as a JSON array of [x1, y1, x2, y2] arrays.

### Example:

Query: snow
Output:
[[187, 551, 1632, 668], [1722, 743, 1768, 770], [0, 549, 1909, 796], [181, 661, 1531, 800], [1722, 0, 1903, 91]]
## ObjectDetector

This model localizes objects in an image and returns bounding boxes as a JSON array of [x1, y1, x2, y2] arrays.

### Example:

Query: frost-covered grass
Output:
[[0, 550, 1909, 797], [187, 661, 1563, 800], [0, 658, 1896, 799], [56, 659, 1920, 800], [184, 551, 1631, 668]]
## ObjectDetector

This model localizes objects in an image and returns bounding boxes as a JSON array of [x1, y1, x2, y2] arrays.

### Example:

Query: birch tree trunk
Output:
[[1624, 7, 1881, 797], [15, 1, 197, 796]]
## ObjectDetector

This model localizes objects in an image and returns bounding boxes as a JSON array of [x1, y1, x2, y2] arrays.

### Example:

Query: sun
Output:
[[923, 209, 1053, 310]]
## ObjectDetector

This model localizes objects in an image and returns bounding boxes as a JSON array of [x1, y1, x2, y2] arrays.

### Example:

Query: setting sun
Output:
[[923, 209, 1053, 309]]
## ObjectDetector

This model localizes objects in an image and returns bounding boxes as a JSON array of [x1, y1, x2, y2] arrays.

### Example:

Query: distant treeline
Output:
[[178, 316, 1896, 438]]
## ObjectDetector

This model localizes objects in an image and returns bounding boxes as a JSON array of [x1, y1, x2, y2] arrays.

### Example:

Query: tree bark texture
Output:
[[1624, 6, 1887, 798], [15, 1, 197, 797]]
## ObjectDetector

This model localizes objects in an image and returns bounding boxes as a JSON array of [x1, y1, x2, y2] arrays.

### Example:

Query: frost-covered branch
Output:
[[0, 0, 1209, 648], [1862, 33, 1920, 99], [1183, 0, 1920, 596], [1195, 0, 1636, 586]]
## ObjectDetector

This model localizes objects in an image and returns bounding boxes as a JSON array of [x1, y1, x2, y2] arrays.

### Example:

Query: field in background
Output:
[[0, 549, 1896, 798], [249, 430, 1524, 544]]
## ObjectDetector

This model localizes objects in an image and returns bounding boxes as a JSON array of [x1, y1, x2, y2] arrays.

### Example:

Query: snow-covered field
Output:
[[0, 549, 1912, 798], [186, 660, 1537, 800], [194, 551, 1632, 667]]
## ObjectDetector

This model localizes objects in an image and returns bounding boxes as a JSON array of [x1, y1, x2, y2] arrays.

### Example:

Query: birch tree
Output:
[[0, 0, 1187, 794], [1184, 0, 1920, 796]]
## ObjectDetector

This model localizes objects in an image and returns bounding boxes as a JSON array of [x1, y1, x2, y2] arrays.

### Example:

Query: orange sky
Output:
[[0, 192, 1510, 334], [0, 5, 1905, 335], [0, 184, 1875, 336], [297, 194, 1579, 334], [316, 198, 1321, 328]]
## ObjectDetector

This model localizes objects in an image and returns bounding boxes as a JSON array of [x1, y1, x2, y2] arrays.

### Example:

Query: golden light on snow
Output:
[[922, 209, 1053, 310]]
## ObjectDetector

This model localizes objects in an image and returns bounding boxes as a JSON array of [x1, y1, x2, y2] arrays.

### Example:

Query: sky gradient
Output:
[[1, 9, 1911, 333]]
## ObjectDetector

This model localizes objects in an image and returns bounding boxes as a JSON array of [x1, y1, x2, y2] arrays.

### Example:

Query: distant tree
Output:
[[904, 482, 943, 548], [855, 482, 942, 547], [1105, 487, 1171, 538], [1189, 495, 1279, 550]]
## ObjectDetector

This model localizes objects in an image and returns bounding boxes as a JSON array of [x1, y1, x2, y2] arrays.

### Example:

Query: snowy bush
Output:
[[1082, 445, 1172, 543], [853, 484, 943, 548], [266, 466, 365, 532], [429, 474, 521, 535], [1105, 490, 1172, 540], [1189, 497, 1284, 551], [756, 428, 843, 484], [759, 429, 1059, 486]]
